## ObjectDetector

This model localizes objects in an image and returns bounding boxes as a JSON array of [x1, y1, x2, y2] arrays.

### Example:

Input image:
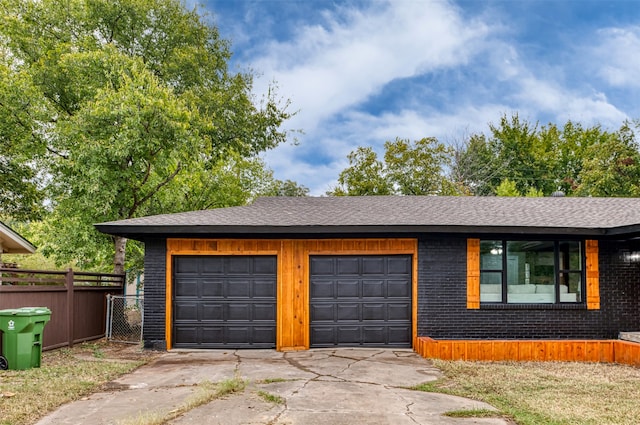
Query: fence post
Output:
[[106, 294, 112, 340], [66, 268, 74, 347]]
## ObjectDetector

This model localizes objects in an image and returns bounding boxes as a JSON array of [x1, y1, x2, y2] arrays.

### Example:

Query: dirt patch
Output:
[[67, 338, 162, 362]]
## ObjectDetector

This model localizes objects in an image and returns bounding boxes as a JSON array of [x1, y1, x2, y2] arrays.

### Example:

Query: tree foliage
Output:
[[0, 0, 295, 272], [451, 114, 629, 197], [331, 115, 640, 200], [329, 138, 458, 196]]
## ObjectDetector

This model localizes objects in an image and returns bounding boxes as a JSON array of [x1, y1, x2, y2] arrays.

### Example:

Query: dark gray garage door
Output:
[[172, 256, 276, 348], [310, 255, 412, 348]]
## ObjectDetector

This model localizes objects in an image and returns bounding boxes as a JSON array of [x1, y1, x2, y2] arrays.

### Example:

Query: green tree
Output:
[[329, 138, 458, 196], [450, 134, 500, 196], [384, 138, 458, 195], [495, 179, 521, 197], [575, 123, 640, 197], [0, 60, 45, 220], [0, 0, 294, 273], [453, 114, 615, 197], [330, 147, 393, 196]]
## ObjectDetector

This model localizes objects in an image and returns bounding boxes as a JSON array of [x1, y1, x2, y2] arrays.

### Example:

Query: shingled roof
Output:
[[95, 196, 640, 239]]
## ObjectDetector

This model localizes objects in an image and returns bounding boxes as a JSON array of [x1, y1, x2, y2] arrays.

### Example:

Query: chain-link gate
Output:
[[106, 294, 144, 343]]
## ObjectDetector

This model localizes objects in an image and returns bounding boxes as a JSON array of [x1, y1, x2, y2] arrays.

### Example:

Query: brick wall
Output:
[[142, 238, 167, 349], [418, 237, 640, 340]]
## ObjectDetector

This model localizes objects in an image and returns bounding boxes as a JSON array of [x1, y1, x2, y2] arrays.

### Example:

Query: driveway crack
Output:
[[404, 401, 420, 424]]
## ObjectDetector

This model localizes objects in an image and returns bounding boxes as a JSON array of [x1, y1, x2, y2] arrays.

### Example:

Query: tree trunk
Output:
[[114, 236, 127, 275]]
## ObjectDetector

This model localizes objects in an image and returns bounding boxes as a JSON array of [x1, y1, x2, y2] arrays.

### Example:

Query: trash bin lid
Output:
[[0, 307, 51, 316]]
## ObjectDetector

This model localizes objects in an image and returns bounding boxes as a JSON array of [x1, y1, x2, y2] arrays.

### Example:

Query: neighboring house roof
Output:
[[0, 221, 36, 254], [95, 196, 640, 239]]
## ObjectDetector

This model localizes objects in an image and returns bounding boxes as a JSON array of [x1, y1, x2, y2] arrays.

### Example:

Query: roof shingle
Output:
[[95, 196, 640, 239]]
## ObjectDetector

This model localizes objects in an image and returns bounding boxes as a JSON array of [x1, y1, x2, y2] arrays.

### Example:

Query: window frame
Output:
[[479, 239, 586, 306]]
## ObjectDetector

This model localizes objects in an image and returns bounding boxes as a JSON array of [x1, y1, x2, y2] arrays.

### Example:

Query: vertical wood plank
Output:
[[278, 241, 294, 350], [585, 240, 600, 310], [292, 240, 305, 348], [438, 341, 453, 360], [412, 239, 419, 346], [467, 239, 480, 309], [452, 342, 466, 360]]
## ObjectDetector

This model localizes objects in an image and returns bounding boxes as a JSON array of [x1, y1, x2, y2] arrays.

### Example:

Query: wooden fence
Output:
[[0, 268, 124, 351]]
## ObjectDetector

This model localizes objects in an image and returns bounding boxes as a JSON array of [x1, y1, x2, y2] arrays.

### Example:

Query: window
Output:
[[479, 240, 583, 304]]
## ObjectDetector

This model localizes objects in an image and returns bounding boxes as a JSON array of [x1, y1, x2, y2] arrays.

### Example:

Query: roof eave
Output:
[[0, 221, 37, 254], [94, 224, 608, 240]]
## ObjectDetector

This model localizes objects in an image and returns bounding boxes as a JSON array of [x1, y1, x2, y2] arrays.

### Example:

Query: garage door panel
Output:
[[310, 255, 411, 348], [337, 303, 359, 320], [201, 279, 223, 297], [311, 327, 334, 345], [388, 280, 411, 297], [337, 326, 360, 343], [173, 255, 276, 349], [252, 326, 276, 343], [226, 280, 251, 297], [362, 326, 385, 344], [254, 279, 277, 298], [337, 280, 359, 297], [388, 257, 411, 274], [201, 327, 224, 343], [337, 257, 359, 275], [226, 303, 251, 321], [362, 303, 385, 320], [362, 257, 385, 274], [362, 280, 384, 297], [253, 304, 276, 321], [388, 326, 411, 343], [311, 304, 335, 321], [174, 279, 199, 297], [388, 303, 411, 320], [310, 258, 335, 275], [227, 257, 252, 274], [174, 302, 198, 321], [175, 257, 200, 273], [201, 257, 224, 273], [173, 326, 198, 343], [226, 326, 250, 343], [311, 280, 334, 298], [254, 257, 277, 274], [201, 303, 223, 320]]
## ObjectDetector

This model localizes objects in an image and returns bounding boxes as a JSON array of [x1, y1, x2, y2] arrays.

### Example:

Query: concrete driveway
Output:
[[37, 348, 510, 425]]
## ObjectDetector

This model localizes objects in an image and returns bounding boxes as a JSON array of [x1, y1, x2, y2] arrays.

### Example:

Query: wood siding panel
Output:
[[467, 239, 480, 309], [414, 337, 638, 365], [585, 240, 600, 310], [166, 238, 417, 351]]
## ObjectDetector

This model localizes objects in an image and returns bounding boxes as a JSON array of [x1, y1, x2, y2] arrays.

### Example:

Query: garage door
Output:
[[172, 256, 276, 348], [310, 255, 412, 348]]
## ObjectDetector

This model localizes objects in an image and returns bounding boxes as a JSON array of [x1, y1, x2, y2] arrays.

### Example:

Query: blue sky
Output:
[[195, 0, 640, 195]]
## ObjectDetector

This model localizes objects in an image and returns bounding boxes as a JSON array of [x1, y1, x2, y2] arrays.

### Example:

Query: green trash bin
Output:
[[0, 307, 52, 370]]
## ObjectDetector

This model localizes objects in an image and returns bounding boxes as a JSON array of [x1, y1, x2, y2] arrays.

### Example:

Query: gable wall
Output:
[[417, 237, 640, 340]]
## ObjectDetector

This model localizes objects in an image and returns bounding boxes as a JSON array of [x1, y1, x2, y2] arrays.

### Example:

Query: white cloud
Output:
[[594, 27, 640, 88], [249, 1, 490, 132], [517, 78, 628, 127]]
